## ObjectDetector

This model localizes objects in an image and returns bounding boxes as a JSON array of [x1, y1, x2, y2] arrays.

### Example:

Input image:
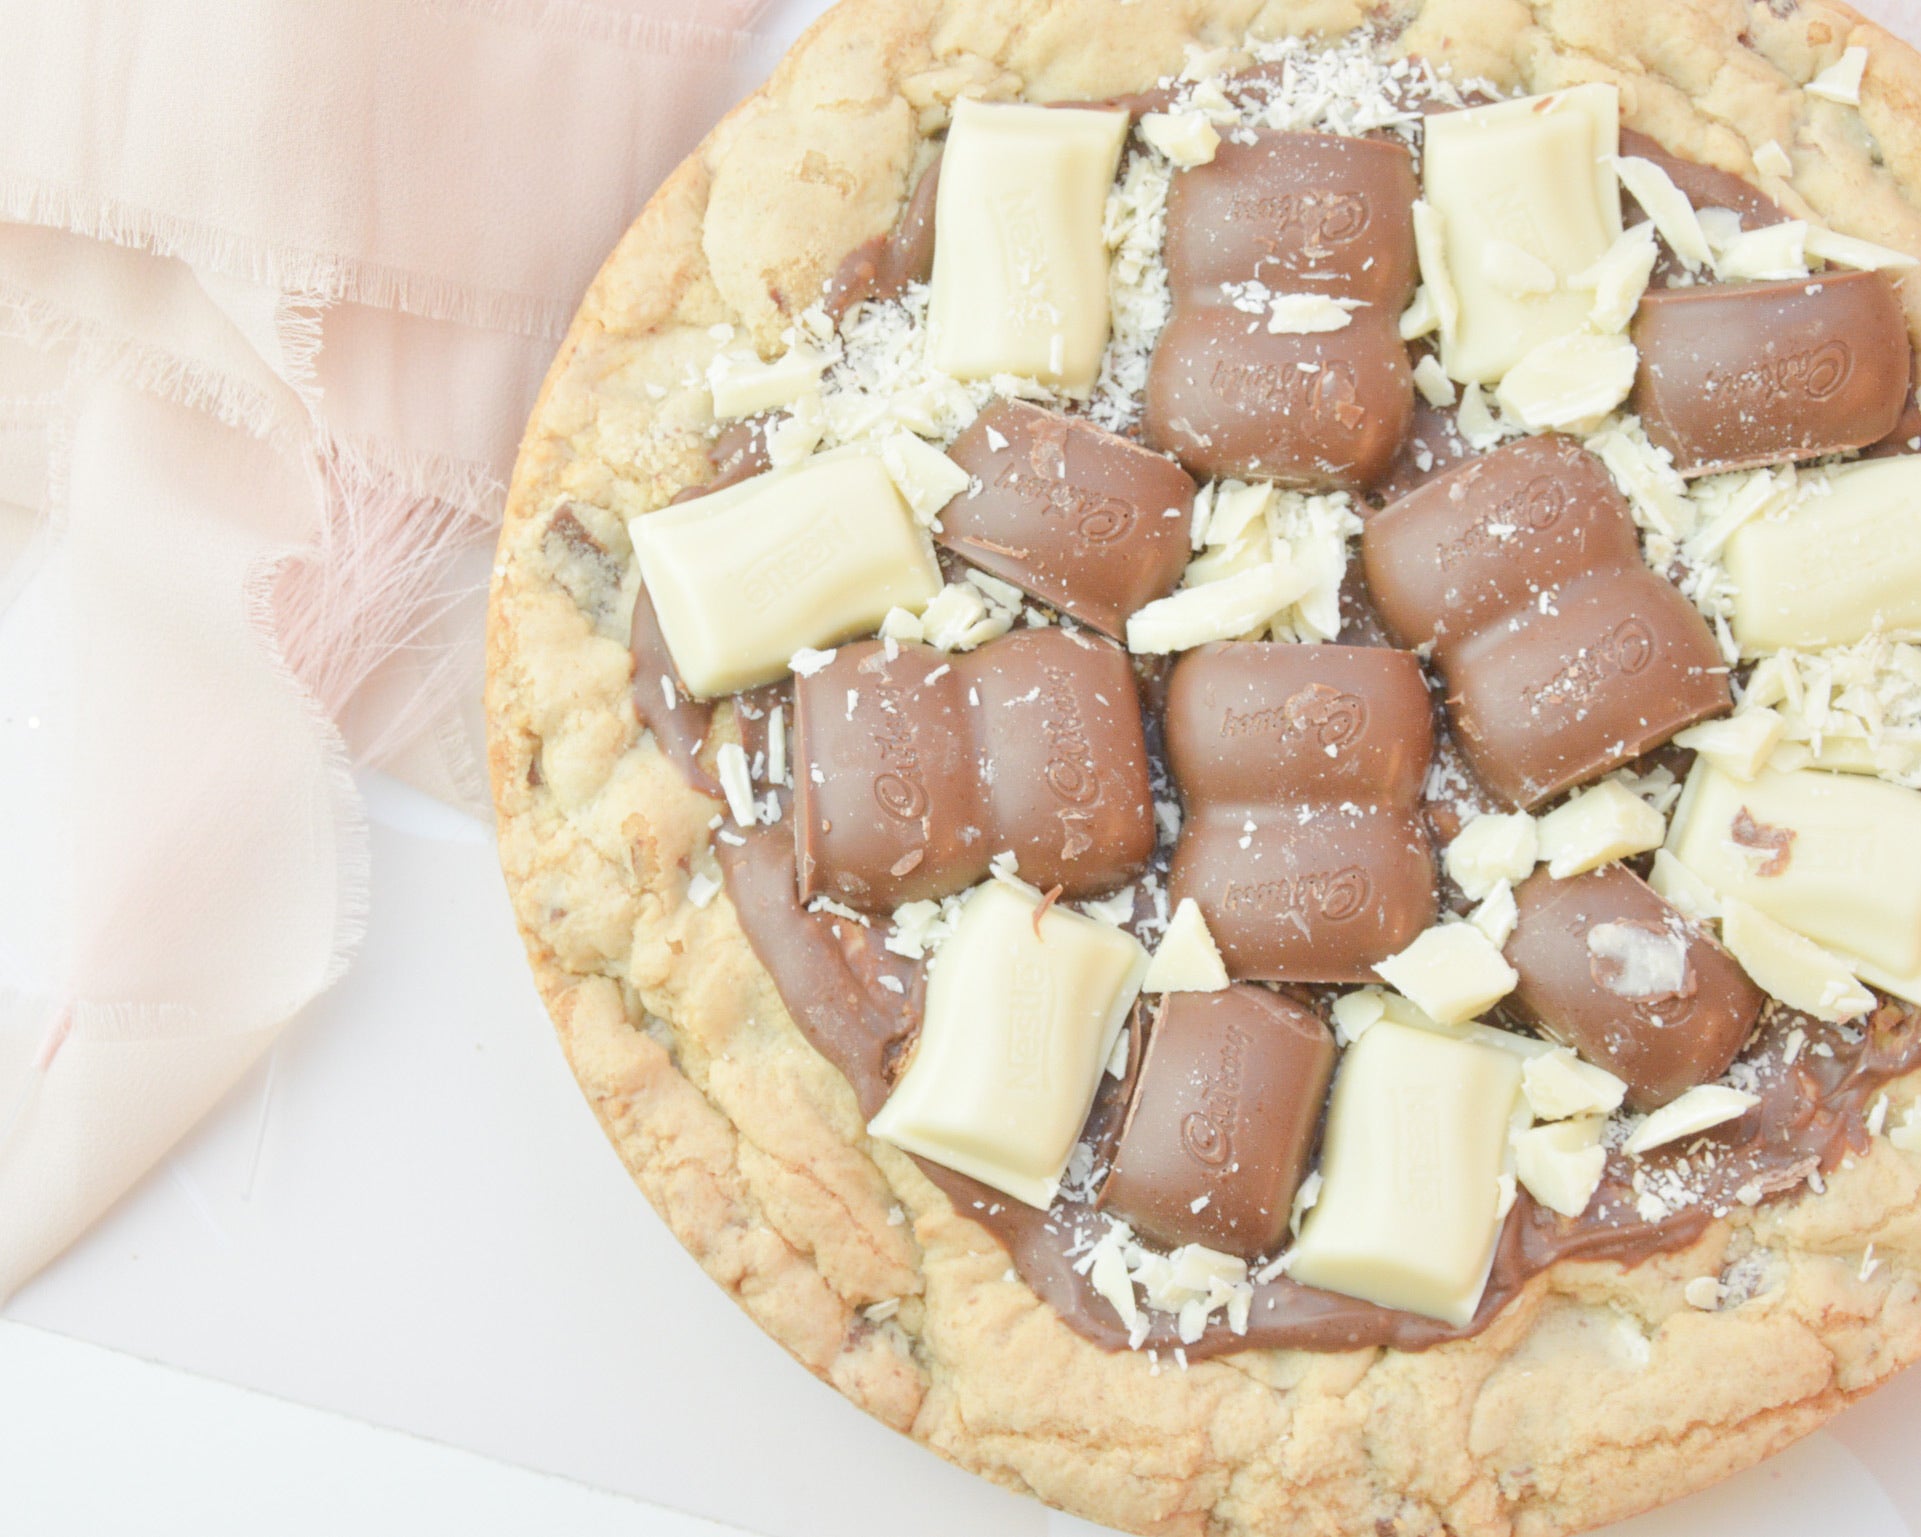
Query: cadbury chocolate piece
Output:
[[940, 401, 1196, 638], [867, 879, 1148, 1208], [1665, 761, 1921, 1005], [1164, 642, 1436, 980], [792, 626, 1155, 911], [1144, 132, 1416, 490], [630, 450, 941, 698], [1100, 987, 1336, 1257], [927, 100, 1128, 391], [1503, 864, 1764, 1111], [1362, 435, 1730, 809], [1630, 270, 1909, 477], [1289, 1017, 1523, 1326]]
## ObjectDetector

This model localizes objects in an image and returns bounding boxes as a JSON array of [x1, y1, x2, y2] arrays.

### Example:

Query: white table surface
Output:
[[10, 0, 1921, 1529]]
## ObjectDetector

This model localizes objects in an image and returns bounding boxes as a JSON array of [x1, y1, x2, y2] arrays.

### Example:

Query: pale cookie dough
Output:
[[486, 3, 1921, 1533]]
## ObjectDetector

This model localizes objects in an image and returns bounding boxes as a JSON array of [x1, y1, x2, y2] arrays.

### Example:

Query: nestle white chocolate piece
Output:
[[1523, 1047, 1628, 1121], [630, 453, 940, 697], [1411, 354, 1456, 408], [1805, 225, 1919, 271], [1142, 897, 1230, 993], [1421, 84, 1622, 383], [1126, 560, 1308, 654], [1469, 881, 1519, 949], [1574, 223, 1659, 334], [880, 432, 971, 525], [1267, 293, 1362, 333], [1715, 221, 1808, 282], [1482, 240, 1558, 295], [1537, 780, 1668, 879], [708, 347, 824, 420], [927, 100, 1129, 392], [1721, 898, 1875, 1022], [1290, 1020, 1523, 1325], [1513, 1116, 1608, 1217], [1666, 761, 1921, 1003], [1807, 45, 1868, 105], [1675, 709, 1785, 781], [1724, 458, 1921, 653], [1446, 812, 1540, 900], [868, 880, 1148, 1208], [1625, 1084, 1759, 1156], [1611, 157, 1712, 269], [1754, 139, 1794, 179], [1495, 332, 1638, 431], [1139, 110, 1220, 168], [1373, 922, 1519, 1027]]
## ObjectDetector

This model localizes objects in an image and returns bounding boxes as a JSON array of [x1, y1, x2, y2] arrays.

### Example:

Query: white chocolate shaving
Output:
[[1625, 1085, 1760, 1157], [1610, 157, 1712, 269]]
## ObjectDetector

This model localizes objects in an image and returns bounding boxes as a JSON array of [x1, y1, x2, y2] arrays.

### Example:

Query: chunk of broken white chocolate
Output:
[[1720, 899, 1875, 1023], [1141, 898, 1230, 993], [1445, 812, 1539, 901], [1624, 1083, 1758, 1157], [1289, 1018, 1523, 1325], [630, 451, 941, 697], [1536, 780, 1667, 879], [1421, 84, 1622, 383], [1665, 760, 1921, 1004], [927, 99, 1129, 392], [1373, 922, 1518, 1027], [1724, 457, 1921, 654], [867, 880, 1148, 1208], [1512, 1116, 1607, 1217], [1522, 1048, 1628, 1121]]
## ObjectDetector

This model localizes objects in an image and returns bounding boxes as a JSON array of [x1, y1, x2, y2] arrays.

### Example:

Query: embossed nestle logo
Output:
[[1435, 473, 1571, 570], [993, 461, 1137, 544], [1222, 866, 1370, 923], [1038, 664, 1101, 808], [867, 675, 930, 822], [1178, 1021, 1252, 1170], [1220, 684, 1368, 751], [994, 189, 1050, 309], [742, 510, 844, 607], [1234, 188, 1370, 258], [1209, 356, 1366, 430], [1521, 618, 1656, 713], [1006, 957, 1051, 1093], [1707, 339, 1852, 407]]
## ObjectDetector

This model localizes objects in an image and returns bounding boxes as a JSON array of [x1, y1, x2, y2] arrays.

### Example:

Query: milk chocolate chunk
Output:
[[1101, 987, 1336, 1258], [1362, 436, 1730, 809], [1165, 643, 1437, 980], [792, 627, 1155, 911], [1504, 864, 1763, 1111], [1630, 270, 1909, 477], [1144, 131, 1416, 490], [939, 401, 1197, 638]]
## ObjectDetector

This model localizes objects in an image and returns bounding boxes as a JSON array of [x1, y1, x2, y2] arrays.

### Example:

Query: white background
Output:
[[8, 0, 1921, 1531]]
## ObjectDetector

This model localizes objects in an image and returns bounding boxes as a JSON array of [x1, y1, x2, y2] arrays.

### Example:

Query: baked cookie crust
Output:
[[486, 3, 1921, 1531]]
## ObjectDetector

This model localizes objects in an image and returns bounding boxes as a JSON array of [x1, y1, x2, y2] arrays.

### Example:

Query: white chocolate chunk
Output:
[[1400, 284, 1441, 341], [1624, 1084, 1760, 1156], [1610, 157, 1712, 269], [765, 392, 825, 467], [880, 432, 971, 525], [918, 581, 1014, 653], [1649, 848, 1722, 920], [1725, 458, 1921, 653], [1267, 293, 1363, 334], [1411, 353, 1456, 408], [1721, 898, 1875, 1022], [1585, 419, 1693, 539], [1139, 110, 1219, 168], [1684, 1274, 1725, 1310], [868, 881, 1147, 1208], [1523, 1047, 1628, 1121], [1141, 898, 1230, 993], [1445, 812, 1540, 900], [1715, 220, 1808, 281], [1572, 223, 1659, 334], [1665, 761, 1921, 1003], [927, 100, 1128, 392], [1373, 922, 1519, 1027], [1469, 881, 1519, 949], [1805, 225, 1920, 271], [766, 703, 788, 787], [1494, 332, 1638, 431], [708, 347, 824, 420], [1455, 382, 1507, 449], [1754, 139, 1794, 179], [1537, 780, 1668, 879], [1126, 560, 1308, 654], [1290, 1020, 1524, 1325], [1482, 239, 1558, 295], [1513, 1116, 1607, 1217], [630, 453, 940, 697], [1675, 709, 1785, 781], [1203, 479, 1275, 548], [1807, 45, 1868, 105], [1330, 987, 1388, 1046], [1421, 84, 1622, 384], [1410, 201, 1461, 349], [1697, 205, 1746, 253]]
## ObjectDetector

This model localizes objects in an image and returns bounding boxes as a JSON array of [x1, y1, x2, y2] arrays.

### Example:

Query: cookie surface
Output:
[[486, 3, 1921, 1532]]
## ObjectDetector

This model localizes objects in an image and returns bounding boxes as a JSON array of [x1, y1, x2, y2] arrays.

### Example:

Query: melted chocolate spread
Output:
[[618, 79, 1921, 1359]]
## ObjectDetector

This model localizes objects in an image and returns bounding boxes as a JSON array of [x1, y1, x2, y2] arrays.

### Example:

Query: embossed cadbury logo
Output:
[[1178, 1021, 1253, 1170], [1521, 618, 1656, 713], [866, 675, 930, 823], [1435, 473, 1571, 570], [1219, 685, 1369, 751], [1222, 866, 1371, 923], [993, 461, 1137, 544], [1708, 339, 1853, 407], [1209, 356, 1365, 430], [1038, 664, 1101, 808], [1233, 188, 1371, 259], [742, 511, 844, 608]]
